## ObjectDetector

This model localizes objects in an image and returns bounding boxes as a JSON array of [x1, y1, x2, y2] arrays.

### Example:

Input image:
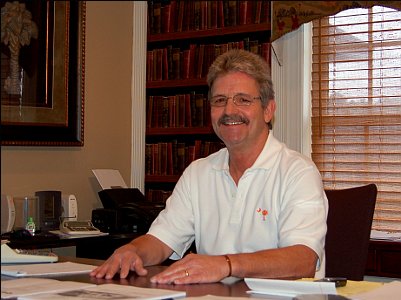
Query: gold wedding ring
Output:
[[185, 269, 189, 277]]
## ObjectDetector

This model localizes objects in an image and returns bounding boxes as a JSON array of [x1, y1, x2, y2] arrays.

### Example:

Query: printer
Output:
[[91, 188, 165, 234]]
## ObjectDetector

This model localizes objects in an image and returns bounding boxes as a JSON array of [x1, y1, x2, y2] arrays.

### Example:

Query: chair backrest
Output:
[[324, 184, 377, 281]]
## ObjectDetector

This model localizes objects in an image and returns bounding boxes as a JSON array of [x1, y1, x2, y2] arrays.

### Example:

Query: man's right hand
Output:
[[89, 243, 148, 279]]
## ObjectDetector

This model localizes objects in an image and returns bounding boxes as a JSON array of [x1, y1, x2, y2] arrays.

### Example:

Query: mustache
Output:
[[218, 114, 250, 125]]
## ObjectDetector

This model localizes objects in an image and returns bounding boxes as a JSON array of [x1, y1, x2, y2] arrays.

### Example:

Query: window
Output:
[[311, 7, 401, 232]]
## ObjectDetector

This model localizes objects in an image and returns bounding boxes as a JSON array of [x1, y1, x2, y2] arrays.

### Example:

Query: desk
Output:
[[366, 239, 401, 278], [40, 256, 251, 298], [2, 256, 400, 299], [4, 233, 401, 278]]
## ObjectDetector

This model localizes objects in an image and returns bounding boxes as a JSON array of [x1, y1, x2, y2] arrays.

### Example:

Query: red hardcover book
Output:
[[152, 143, 160, 175], [185, 93, 192, 127], [160, 142, 168, 176], [188, 145, 196, 165], [172, 48, 181, 80], [153, 95, 163, 128], [161, 96, 169, 128], [210, 0, 218, 29], [182, 1, 191, 31], [190, 91, 197, 127], [228, 1, 237, 27], [239, 1, 248, 25], [196, 44, 205, 79], [146, 95, 154, 128], [161, 3, 171, 33], [178, 94, 186, 128], [176, 0, 185, 32], [195, 94, 204, 127], [146, 51, 154, 82], [246, 1, 253, 24], [194, 0, 201, 30], [167, 142, 174, 175], [162, 47, 169, 80], [168, 95, 177, 127], [153, 2, 161, 34], [200, 1, 207, 30], [249, 40, 259, 55], [262, 42, 271, 65], [189, 44, 196, 79], [182, 49, 191, 79], [218, 0, 225, 28], [254, 1, 262, 24], [261, 1, 270, 24], [194, 140, 202, 159], [177, 142, 186, 173], [145, 144, 153, 175], [169, 0, 177, 32]]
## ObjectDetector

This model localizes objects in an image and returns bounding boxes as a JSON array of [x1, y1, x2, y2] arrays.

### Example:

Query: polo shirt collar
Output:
[[211, 133, 284, 172]]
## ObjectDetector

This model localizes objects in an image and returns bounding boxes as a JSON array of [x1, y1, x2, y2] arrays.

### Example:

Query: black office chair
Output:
[[324, 184, 377, 281]]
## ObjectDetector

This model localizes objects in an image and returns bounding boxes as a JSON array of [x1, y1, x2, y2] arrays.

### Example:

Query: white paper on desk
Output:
[[1, 261, 96, 277], [92, 169, 128, 190], [1, 278, 93, 299], [18, 283, 187, 300], [351, 281, 401, 300], [245, 278, 337, 298]]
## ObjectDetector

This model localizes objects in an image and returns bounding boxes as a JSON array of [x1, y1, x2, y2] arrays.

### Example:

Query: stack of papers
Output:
[[1, 278, 187, 300], [245, 278, 337, 298], [1, 262, 96, 277]]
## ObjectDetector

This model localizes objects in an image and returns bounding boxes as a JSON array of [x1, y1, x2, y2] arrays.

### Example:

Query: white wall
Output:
[[272, 23, 312, 157]]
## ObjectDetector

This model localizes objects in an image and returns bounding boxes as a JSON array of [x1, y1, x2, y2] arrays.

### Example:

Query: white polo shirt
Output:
[[148, 134, 328, 277]]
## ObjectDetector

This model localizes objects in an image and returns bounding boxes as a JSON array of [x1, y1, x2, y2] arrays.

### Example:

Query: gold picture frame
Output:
[[1, 1, 85, 146]]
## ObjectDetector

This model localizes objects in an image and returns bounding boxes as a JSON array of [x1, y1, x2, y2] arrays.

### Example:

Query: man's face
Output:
[[210, 72, 275, 151]]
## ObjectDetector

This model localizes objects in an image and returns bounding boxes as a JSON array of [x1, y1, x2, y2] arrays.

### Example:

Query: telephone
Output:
[[60, 220, 101, 235]]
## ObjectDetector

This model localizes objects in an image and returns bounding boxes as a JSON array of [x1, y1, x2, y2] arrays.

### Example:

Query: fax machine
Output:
[[91, 188, 165, 233]]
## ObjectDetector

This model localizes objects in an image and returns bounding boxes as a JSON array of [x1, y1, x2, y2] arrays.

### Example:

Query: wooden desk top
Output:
[[56, 256, 250, 297]]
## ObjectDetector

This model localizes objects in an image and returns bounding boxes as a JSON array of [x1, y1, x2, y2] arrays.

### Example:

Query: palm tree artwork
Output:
[[1, 1, 38, 95]]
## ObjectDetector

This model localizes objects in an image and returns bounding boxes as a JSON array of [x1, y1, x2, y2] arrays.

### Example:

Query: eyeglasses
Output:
[[209, 94, 261, 107]]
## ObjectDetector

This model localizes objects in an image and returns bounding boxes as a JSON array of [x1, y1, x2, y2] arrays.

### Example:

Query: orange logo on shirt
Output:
[[256, 208, 268, 221]]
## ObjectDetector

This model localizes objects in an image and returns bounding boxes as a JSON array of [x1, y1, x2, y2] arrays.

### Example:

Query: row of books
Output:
[[147, 92, 211, 129], [148, 0, 270, 34], [145, 140, 225, 176], [147, 39, 271, 81], [145, 189, 173, 203]]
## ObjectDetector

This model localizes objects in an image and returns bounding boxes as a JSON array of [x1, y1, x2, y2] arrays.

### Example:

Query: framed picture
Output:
[[1, 1, 85, 146]]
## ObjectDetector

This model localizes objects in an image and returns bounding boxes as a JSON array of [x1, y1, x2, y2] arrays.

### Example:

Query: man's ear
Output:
[[264, 100, 276, 124]]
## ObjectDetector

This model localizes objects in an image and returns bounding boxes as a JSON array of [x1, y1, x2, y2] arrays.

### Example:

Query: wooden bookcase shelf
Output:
[[145, 1, 272, 202], [146, 127, 214, 136], [146, 78, 207, 89], [148, 23, 271, 43]]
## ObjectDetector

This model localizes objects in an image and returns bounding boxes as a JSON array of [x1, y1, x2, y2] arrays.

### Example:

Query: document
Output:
[[92, 169, 128, 190], [1, 278, 187, 300], [351, 281, 401, 300], [1, 278, 93, 299], [245, 278, 337, 298], [1, 261, 96, 277]]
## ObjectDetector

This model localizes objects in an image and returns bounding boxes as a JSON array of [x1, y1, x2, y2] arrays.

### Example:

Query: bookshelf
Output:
[[145, 0, 271, 202]]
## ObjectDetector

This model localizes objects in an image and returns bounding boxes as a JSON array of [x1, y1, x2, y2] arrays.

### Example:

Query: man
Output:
[[90, 49, 328, 284]]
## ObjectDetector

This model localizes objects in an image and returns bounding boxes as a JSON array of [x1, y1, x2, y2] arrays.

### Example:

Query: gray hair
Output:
[[206, 49, 274, 108]]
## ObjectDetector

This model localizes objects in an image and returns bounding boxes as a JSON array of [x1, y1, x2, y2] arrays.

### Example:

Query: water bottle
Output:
[[25, 216, 36, 236]]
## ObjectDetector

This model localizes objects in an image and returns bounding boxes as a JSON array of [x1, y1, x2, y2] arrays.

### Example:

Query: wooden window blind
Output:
[[311, 6, 401, 232]]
